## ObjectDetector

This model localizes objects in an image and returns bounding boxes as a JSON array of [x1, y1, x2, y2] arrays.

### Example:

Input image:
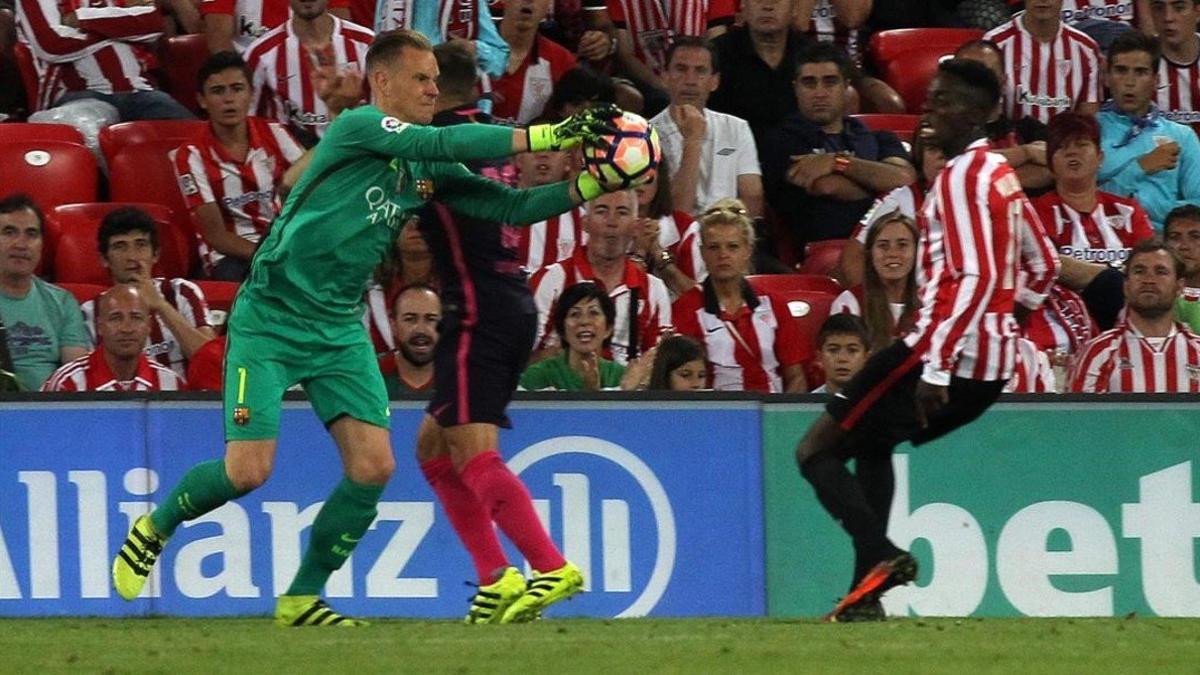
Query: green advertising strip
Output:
[[763, 401, 1200, 618]]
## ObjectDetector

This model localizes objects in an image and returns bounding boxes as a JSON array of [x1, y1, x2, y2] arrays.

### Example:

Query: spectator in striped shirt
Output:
[[795, 58, 1061, 622], [202, 0, 353, 54], [42, 285, 185, 392], [671, 198, 808, 392], [630, 156, 704, 295], [491, 0, 578, 124], [1097, 32, 1200, 230], [245, 0, 374, 144], [1150, 0, 1200, 131], [514, 138, 586, 271], [171, 51, 310, 281], [810, 313, 869, 395], [832, 211, 919, 352], [80, 207, 216, 379], [529, 189, 674, 364], [954, 39, 1054, 192], [16, 0, 196, 119], [1060, 0, 1154, 50], [1164, 204, 1200, 331], [1070, 238, 1200, 391], [984, 0, 1103, 124]]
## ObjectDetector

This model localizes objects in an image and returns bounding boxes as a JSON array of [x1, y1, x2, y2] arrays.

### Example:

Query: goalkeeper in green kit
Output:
[[111, 29, 623, 626]]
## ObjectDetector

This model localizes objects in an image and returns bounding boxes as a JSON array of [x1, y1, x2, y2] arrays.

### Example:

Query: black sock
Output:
[[851, 453, 898, 585], [800, 452, 891, 566]]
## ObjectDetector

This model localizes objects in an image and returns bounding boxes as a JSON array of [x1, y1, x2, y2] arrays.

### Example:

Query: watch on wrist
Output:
[[657, 249, 676, 270], [833, 152, 852, 175]]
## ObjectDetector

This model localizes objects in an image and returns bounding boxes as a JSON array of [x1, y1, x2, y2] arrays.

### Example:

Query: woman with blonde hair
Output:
[[671, 198, 808, 392]]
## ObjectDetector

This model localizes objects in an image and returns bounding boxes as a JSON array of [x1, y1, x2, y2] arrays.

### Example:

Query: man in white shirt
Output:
[[650, 36, 764, 217]]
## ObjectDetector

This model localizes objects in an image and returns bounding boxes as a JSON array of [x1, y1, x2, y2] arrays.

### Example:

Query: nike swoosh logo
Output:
[[705, 326, 722, 334], [340, 534, 362, 544]]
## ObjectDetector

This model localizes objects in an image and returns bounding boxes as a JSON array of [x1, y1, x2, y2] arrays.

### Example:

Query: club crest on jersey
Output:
[[381, 116, 409, 134], [178, 174, 198, 196], [1188, 364, 1200, 382], [233, 406, 251, 426], [416, 178, 435, 201]]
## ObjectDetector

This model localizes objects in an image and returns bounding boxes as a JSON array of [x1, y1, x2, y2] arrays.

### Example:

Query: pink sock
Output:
[[459, 451, 566, 573], [420, 457, 509, 584]]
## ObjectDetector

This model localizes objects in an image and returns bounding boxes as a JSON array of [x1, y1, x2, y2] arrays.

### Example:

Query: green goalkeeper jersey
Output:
[[241, 104, 575, 325]]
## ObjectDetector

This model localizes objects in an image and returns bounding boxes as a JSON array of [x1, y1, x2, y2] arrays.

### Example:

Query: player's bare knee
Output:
[[225, 457, 272, 492], [346, 450, 396, 485]]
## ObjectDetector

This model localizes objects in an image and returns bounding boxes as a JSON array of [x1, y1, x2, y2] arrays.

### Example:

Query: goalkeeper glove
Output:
[[527, 104, 622, 152]]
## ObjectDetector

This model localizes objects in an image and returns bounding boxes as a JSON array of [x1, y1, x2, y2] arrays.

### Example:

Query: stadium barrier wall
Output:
[[762, 401, 1200, 618], [0, 399, 765, 618], [2, 396, 1198, 618]]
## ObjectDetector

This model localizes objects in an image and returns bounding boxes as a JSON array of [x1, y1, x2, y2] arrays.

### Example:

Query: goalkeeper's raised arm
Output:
[[338, 30, 618, 163]]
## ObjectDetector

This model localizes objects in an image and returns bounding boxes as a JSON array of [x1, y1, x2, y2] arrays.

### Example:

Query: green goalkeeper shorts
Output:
[[222, 296, 390, 441]]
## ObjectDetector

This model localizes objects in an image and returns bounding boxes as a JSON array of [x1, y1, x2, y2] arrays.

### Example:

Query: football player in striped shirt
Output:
[[1070, 239, 1200, 391], [794, 58, 1060, 622]]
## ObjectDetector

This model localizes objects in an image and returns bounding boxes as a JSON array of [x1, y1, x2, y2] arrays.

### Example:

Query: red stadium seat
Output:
[[161, 35, 209, 116], [191, 280, 240, 314], [747, 278, 838, 390], [56, 282, 105, 306], [850, 114, 922, 142], [868, 28, 985, 67], [98, 119, 205, 161], [798, 239, 849, 277], [868, 29, 984, 114], [747, 273, 842, 297], [0, 139, 98, 209], [12, 42, 40, 114], [51, 202, 189, 283], [0, 123, 85, 145]]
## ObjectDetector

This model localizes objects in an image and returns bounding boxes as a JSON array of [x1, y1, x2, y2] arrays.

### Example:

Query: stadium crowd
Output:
[[1, 0, 1199, 395]]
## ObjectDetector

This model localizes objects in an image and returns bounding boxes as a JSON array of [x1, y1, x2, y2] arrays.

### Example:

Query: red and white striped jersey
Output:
[[80, 278, 212, 377], [1005, 336, 1057, 392], [491, 34, 576, 124], [42, 349, 185, 391], [1070, 319, 1200, 392], [1157, 42, 1200, 132], [529, 247, 674, 364], [905, 139, 1060, 383], [852, 183, 925, 244], [17, 0, 164, 108], [362, 282, 394, 355], [807, 0, 861, 65], [672, 217, 707, 282], [831, 285, 906, 325], [672, 281, 806, 392], [244, 16, 373, 140], [170, 117, 305, 274], [1023, 284, 1098, 355], [1033, 190, 1154, 266], [606, 0, 735, 77], [1061, 0, 1137, 24], [199, 0, 352, 53], [518, 207, 586, 273], [984, 13, 1103, 124]]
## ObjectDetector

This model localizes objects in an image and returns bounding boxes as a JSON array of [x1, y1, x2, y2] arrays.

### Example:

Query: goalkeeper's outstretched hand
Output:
[[528, 104, 622, 152], [574, 167, 655, 202]]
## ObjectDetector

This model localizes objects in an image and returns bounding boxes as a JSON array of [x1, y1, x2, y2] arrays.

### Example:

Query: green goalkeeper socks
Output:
[[286, 477, 385, 596], [149, 459, 246, 538]]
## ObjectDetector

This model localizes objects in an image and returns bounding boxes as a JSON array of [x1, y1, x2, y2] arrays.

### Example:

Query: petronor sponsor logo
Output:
[[1059, 245, 1130, 264]]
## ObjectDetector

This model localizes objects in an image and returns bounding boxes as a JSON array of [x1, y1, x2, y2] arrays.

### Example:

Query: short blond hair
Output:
[[698, 198, 756, 247]]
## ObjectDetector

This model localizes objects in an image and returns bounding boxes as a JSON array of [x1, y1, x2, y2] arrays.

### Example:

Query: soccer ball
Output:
[[584, 111, 661, 189]]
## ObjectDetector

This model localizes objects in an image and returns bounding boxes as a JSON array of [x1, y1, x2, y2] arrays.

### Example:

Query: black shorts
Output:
[[827, 340, 1006, 454], [428, 312, 536, 429]]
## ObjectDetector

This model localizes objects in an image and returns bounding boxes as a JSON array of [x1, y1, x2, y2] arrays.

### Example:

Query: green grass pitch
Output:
[[2, 617, 1198, 674]]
